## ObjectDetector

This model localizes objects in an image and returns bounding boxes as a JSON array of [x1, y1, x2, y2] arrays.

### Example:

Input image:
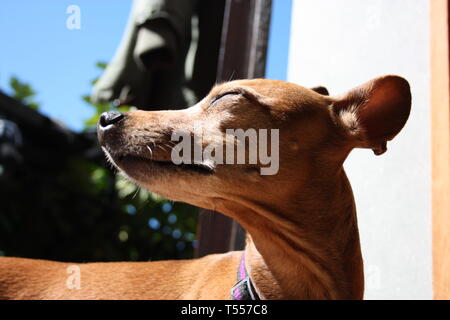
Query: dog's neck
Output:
[[222, 169, 364, 300]]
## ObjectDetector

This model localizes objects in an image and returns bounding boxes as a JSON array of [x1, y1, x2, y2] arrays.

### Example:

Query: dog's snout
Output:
[[99, 111, 124, 128]]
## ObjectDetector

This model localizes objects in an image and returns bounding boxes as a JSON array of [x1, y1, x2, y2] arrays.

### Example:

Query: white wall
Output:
[[288, 0, 431, 299]]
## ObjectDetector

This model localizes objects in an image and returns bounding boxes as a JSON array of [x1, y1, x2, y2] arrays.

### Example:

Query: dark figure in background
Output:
[[92, 0, 226, 110]]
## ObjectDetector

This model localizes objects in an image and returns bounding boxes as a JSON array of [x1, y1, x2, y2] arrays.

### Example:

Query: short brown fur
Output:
[[0, 76, 411, 299]]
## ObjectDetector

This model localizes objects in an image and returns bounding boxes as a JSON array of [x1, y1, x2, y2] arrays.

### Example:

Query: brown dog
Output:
[[0, 75, 411, 299]]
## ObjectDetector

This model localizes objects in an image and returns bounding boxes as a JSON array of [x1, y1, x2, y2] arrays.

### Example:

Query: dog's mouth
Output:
[[103, 148, 214, 175], [123, 155, 214, 174]]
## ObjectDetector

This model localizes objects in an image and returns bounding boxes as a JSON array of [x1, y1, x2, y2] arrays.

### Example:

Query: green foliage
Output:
[[95, 62, 107, 70], [0, 63, 199, 262], [9, 77, 40, 110]]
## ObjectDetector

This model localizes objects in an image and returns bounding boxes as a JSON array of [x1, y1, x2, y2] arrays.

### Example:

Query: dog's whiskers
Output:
[[146, 145, 154, 159], [164, 143, 175, 151], [131, 186, 141, 200]]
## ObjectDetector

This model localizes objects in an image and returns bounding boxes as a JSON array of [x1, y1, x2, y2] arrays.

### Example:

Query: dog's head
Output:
[[97, 76, 411, 217]]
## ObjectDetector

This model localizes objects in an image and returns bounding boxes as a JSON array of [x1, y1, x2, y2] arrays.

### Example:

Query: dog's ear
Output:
[[311, 86, 329, 96], [332, 75, 411, 155]]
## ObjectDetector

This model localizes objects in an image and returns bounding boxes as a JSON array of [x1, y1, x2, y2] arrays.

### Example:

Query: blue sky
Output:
[[0, 0, 291, 131]]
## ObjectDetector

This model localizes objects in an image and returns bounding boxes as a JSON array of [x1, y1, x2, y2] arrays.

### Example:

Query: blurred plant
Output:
[[0, 63, 199, 262], [9, 77, 40, 110]]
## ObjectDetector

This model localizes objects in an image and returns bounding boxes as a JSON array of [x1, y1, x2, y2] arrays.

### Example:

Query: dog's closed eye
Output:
[[210, 91, 241, 106]]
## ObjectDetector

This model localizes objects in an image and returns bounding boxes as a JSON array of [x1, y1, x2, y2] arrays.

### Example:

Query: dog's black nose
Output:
[[99, 111, 124, 128]]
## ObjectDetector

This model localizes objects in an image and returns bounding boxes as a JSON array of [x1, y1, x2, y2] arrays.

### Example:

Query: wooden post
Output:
[[430, 0, 450, 299], [196, 0, 272, 257]]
